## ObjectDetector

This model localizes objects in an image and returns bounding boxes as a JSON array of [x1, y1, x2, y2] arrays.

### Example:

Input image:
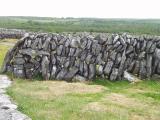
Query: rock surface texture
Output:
[[0, 75, 31, 120], [2, 32, 160, 81]]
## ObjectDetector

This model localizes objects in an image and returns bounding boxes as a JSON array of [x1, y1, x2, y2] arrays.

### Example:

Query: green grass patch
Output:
[[0, 44, 10, 70], [5, 78, 160, 120]]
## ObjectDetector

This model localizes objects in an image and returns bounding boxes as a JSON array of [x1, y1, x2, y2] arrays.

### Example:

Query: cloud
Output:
[[0, 0, 159, 18]]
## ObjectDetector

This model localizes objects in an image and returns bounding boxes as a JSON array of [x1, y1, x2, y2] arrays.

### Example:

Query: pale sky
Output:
[[0, 0, 160, 18]]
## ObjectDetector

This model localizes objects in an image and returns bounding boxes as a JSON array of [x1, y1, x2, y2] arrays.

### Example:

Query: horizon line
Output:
[[1, 16, 160, 20]]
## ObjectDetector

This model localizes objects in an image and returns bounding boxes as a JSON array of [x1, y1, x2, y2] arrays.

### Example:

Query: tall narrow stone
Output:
[[41, 56, 50, 80]]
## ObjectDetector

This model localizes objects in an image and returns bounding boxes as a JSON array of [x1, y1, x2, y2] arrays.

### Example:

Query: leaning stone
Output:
[[115, 53, 121, 66], [80, 51, 87, 61], [50, 40, 57, 50], [116, 45, 123, 52], [88, 64, 96, 79], [91, 42, 97, 55], [51, 52, 57, 65], [96, 53, 105, 64], [133, 38, 138, 47], [140, 40, 146, 51], [81, 38, 88, 49], [103, 60, 114, 76], [156, 41, 160, 48], [79, 61, 84, 75], [41, 56, 50, 80], [154, 48, 160, 60], [86, 40, 92, 49], [74, 48, 81, 57], [83, 62, 89, 78], [96, 65, 103, 75], [56, 45, 63, 56], [130, 38, 135, 45], [61, 47, 66, 57], [102, 51, 108, 62], [149, 42, 156, 53], [75, 59, 80, 68], [64, 47, 70, 56], [119, 36, 126, 46], [64, 60, 70, 68], [56, 68, 68, 80], [110, 68, 118, 81], [31, 39, 39, 49], [113, 35, 119, 44], [132, 60, 140, 74], [113, 41, 120, 49], [72, 75, 87, 82], [69, 57, 76, 67], [146, 41, 153, 53], [65, 39, 71, 47], [117, 47, 127, 80], [156, 62, 160, 74], [38, 39, 43, 49], [127, 60, 135, 72], [146, 54, 152, 78], [85, 54, 92, 64], [95, 44, 102, 55], [126, 45, 134, 55], [27, 39, 32, 48], [50, 65, 57, 79], [109, 50, 117, 61], [153, 48, 160, 73], [135, 41, 140, 53], [68, 48, 76, 57], [65, 67, 79, 80], [139, 59, 147, 79]]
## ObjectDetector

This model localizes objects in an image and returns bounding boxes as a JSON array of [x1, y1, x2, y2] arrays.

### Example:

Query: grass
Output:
[[0, 44, 10, 70], [1, 16, 160, 35], [0, 39, 160, 120], [0, 39, 17, 69], [6, 78, 160, 120], [0, 39, 18, 44]]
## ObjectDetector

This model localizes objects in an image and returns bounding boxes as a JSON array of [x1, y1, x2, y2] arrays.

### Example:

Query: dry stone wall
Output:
[[2, 32, 160, 81], [0, 28, 26, 39]]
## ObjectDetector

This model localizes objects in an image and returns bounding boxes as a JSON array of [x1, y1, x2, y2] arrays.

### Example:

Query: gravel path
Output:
[[0, 75, 31, 120]]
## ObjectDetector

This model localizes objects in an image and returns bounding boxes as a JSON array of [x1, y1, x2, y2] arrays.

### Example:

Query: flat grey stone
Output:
[[72, 75, 87, 82], [0, 75, 31, 120], [0, 104, 17, 110]]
